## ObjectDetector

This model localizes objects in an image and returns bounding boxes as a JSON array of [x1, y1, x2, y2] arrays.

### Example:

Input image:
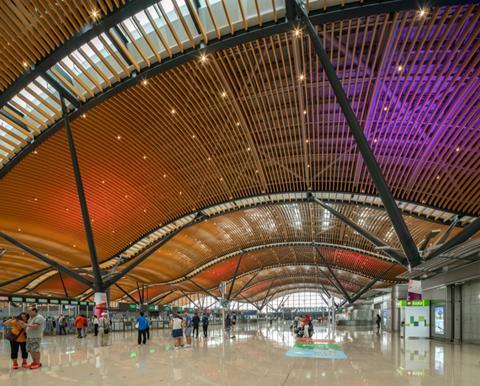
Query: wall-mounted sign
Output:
[[61, 300, 69, 304], [129, 304, 138, 311], [88, 302, 95, 306], [50, 299, 59, 304], [148, 305, 156, 311], [80, 301, 87, 306], [11, 297, 23, 302], [38, 298, 48, 304], [70, 301, 78, 305], [399, 300, 430, 307], [25, 298, 36, 303]]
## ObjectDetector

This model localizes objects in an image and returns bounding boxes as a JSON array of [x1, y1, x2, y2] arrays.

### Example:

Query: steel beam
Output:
[[61, 96, 104, 291], [0, 231, 92, 287], [179, 289, 201, 309], [226, 253, 244, 301], [337, 263, 397, 309], [426, 218, 480, 260], [295, 0, 421, 267], [58, 270, 69, 299], [114, 283, 138, 304], [433, 215, 460, 246], [231, 271, 260, 299], [317, 248, 352, 303], [312, 197, 407, 266], [149, 290, 175, 305], [0, 267, 51, 289], [188, 279, 219, 301], [43, 73, 80, 109], [104, 223, 190, 287]]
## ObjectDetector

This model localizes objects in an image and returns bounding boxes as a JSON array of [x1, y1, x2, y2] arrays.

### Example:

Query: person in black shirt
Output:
[[192, 311, 200, 339], [201, 312, 209, 338]]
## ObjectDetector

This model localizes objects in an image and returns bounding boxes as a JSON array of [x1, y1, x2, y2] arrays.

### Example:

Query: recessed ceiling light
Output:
[[456, 147, 460, 152], [23, 61, 28, 67], [294, 28, 301, 37], [374, 138, 378, 143], [91, 9, 99, 20], [207, 157, 211, 161], [200, 54, 207, 63], [141, 79, 148, 86], [81, 113, 86, 118], [116, 135, 121, 140], [303, 110, 307, 115], [383, 106, 388, 111], [33, 150, 38, 154], [171, 109, 176, 114], [305, 139, 309, 143], [143, 155, 147, 160], [299, 74, 305, 81], [221, 91, 227, 98], [101, 180, 105, 184], [397, 65, 403, 72], [247, 147, 251, 151], [418, 8, 427, 17], [192, 134, 196, 139], [73, 244, 76, 248], [18, 228, 22, 232], [163, 174, 167, 178]]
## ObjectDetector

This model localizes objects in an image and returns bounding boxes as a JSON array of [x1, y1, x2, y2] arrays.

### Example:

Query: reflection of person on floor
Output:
[[376, 314, 381, 333], [231, 312, 237, 338]]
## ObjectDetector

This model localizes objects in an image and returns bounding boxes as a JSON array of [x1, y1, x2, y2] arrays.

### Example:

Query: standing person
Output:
[[93, 315, 99, 336], [4, 312, 29, 369], [25, 307, 46, 370], [82, 314, 88, 338], [225, 313, 232, 339], [231, 312, 237, 338], [98, 312, 110, 346], [58, 314, 67, 335], [145, 315, 150, 340], [183, 311, 193, 347], [192, 311, 200, 339], [74, 314, 83, 338], [170, 313, 183, 350], [376, 314, 381, 333], [201, 311, 209, 338], [136, 311, 148, 345]]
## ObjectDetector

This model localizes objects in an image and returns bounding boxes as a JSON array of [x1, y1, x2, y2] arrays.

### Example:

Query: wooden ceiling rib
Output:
[[0, 2, 479, 302], [0, 0, 126, 92]]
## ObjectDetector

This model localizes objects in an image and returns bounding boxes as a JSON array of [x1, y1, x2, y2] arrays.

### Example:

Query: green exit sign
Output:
[[129, 304, 138, 310], [399, 300, 430, 307]]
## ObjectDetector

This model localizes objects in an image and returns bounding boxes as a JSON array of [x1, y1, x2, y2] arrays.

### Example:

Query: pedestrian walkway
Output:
[[1, 323, 479, 385]]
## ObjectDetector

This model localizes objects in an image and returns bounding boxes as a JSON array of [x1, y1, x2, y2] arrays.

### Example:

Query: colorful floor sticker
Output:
[[286, 338, 347, 359]]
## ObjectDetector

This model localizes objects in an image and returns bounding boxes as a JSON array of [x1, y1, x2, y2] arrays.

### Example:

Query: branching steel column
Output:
[[0, 231, 92, 287], [295, 0, 420, 267], [426, 218, 480, 260], [316, 248, 351, 303], [240, 295, 261, 311], [61, 96, 104, 291], [231, 271, 260, 299], [188, 279, 219, 301], [227, 253, 244, 301], [337, 263, 397, 309], [58, 270, 69, 299], [114, 283, 138, 304], [179, 290, 201, 309], [149, 290, 175, 305], [312, 197, 407, 265], [0, 267, 51, 289]]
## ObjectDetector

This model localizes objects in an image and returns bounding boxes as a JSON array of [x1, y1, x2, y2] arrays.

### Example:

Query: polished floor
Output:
[[1, 322, 479, 385]]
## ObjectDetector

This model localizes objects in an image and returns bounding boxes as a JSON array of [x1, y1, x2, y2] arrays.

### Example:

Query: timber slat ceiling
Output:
[[0, 0, 127, 93], [0, 1, 479, 303]]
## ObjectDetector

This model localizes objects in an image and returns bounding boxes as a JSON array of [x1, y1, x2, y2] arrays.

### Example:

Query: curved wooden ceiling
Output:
[[0, 1, 479, 304], [0, 0, 127, 93]]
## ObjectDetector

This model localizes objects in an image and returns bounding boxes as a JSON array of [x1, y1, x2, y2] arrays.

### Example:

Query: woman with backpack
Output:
[[4, 312, 29, 369]]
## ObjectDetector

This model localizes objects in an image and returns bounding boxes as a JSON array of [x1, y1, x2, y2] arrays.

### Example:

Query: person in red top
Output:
[[74, 315, 84, 338], [81, 314, 88, 338], [4, 312, 29, 369]]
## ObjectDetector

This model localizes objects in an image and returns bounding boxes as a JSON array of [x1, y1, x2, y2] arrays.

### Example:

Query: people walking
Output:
[[136, 311, 148, 345], [25, 307, 46, 370], [192, 311, 200, 339], [202, 311, 209, 338], [225, 313, 232, 338], [81, 314, 88, 337], [93, 315, 99, 336], [231, 312, 237, 338], [99, 312, 110, 346], [376, 314, 381, 333], [170, 313, 183, 350], [58, 314, 67, 335], [4, 312, 29, 369], [183, 311, 193, 347]]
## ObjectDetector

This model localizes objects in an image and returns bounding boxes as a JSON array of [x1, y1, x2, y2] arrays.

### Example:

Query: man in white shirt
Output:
[[24, 307, 45, 370]]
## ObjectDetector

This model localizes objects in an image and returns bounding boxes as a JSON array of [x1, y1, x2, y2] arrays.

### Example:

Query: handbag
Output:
[[5, 327, 23, 343]]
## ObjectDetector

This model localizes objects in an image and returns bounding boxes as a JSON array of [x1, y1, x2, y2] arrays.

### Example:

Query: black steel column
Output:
[[61, 96, 104, 291], [294, 0, 420, 267]]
